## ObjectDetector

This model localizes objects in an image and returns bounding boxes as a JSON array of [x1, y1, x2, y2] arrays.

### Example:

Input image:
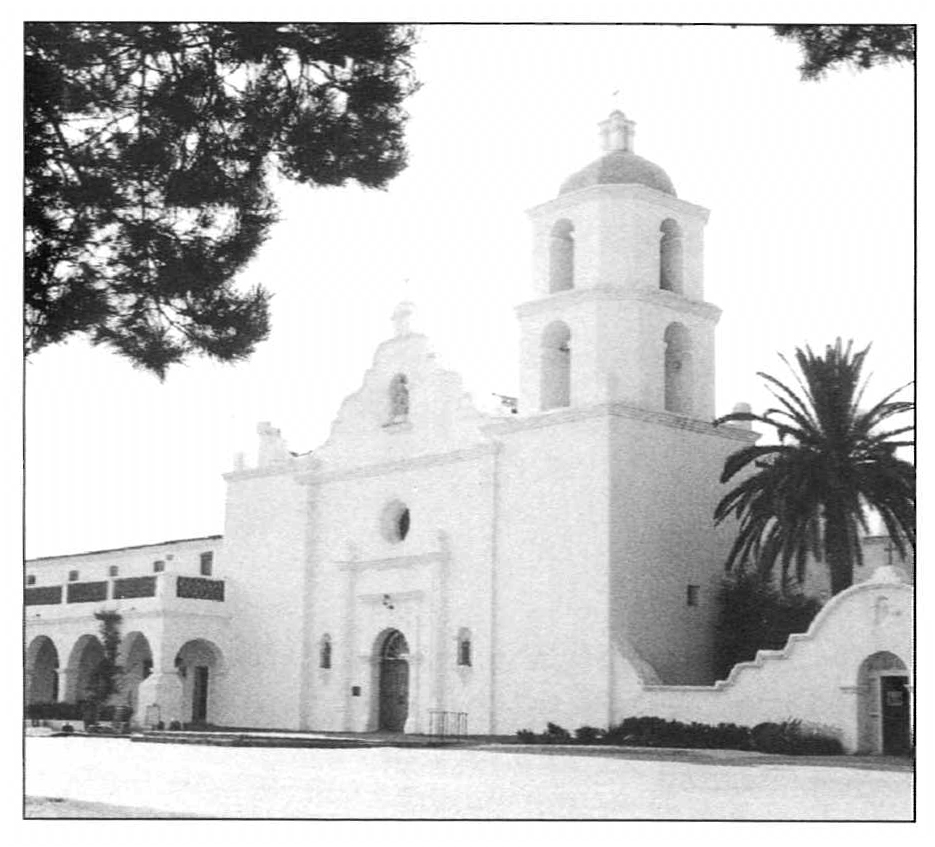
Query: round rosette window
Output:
[[381, 500, 411, 543]]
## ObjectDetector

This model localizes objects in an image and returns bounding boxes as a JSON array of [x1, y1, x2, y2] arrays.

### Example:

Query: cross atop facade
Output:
[[883, 538, 896, 566]]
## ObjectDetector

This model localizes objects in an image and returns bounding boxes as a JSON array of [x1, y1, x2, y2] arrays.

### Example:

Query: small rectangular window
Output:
[[108, 565, 119, 577], [26, 574, 36, 586], [153, 560, 165, 573], [68, 570, 79, 582], [686, 584, 700, 607], [200, 551, 214, 576]]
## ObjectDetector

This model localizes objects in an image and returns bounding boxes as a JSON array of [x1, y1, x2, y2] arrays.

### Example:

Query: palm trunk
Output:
[[825, 509, 853, 596]]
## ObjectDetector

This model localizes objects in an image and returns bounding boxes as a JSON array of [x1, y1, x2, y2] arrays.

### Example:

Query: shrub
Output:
[[83, 611, 124, 711], [574, 725, 605, 744], [750, 720, 842, 756], [713, 722, 752, 751], [60, 724, 74, 734], [516, 715, 840, 755], [168, 720, 182, 731], [605, 716, 674, 746], [751, 721, 788, 753], [25, 702, 83, 721], [544, 722, 571, 743], [604, 716, 756, 751]]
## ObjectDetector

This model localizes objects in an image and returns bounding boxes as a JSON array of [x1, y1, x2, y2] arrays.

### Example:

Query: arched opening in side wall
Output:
[[120, 631, 153, 718], [26, 635, 59, 704], [65, 634, 104, 703], [175, 638, 223, 725]]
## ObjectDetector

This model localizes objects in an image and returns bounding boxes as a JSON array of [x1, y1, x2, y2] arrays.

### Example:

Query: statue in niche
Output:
[[390, 374, 409, 420]]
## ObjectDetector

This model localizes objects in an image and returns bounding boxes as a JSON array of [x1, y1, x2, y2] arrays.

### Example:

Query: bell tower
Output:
[[517, 109, 721, 419]]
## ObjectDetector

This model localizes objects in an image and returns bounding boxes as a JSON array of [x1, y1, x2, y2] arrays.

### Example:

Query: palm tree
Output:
[[714, 339, 914, 596]]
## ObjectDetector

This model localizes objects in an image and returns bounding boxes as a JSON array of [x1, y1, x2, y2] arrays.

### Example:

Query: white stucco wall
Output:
[[615, 573, 914, 753], [220, 467, 310, 729], [491, 410, 611, 734], [608, 409, 757, 693]]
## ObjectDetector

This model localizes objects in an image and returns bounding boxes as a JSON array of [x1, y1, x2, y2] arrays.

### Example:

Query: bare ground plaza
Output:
[[25, 735, 912, 820]]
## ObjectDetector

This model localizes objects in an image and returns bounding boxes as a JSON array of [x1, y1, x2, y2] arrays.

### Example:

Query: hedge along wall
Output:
[[614, 569, 913, 754]]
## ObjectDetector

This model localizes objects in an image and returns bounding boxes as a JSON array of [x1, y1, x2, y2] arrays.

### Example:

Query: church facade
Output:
[[26, 111, 911, 746]]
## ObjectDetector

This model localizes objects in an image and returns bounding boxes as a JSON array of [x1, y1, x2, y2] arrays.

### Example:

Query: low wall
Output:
[[615, 568, 913, 753]]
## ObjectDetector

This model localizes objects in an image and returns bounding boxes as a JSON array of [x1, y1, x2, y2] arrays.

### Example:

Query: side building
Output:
[[26, 536, 228, 726]]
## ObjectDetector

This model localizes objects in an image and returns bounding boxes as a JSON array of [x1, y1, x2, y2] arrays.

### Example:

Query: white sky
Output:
[[22, 23, 915, 559]]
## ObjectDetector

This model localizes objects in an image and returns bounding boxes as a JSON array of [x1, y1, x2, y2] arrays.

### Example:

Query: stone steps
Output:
[[131, 730, 464, 749]]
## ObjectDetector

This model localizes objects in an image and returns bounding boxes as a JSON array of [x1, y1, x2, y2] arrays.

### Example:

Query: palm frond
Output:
[[715, 339, 914, 596]]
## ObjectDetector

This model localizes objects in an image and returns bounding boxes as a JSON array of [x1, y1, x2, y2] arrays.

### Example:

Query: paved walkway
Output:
[[25, 736, 912, 819]]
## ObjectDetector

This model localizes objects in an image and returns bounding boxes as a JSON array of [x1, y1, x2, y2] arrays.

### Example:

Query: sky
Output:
[[23, 23, 915, 559]]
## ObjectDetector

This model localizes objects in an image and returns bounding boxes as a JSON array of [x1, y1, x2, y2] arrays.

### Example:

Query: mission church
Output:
[[26, 110, 913, 748]]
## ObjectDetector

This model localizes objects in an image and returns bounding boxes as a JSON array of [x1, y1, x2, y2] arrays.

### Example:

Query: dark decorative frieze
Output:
[[25, 585, 63, 606], [66, 581, 108, 603], [177, 576, 225, 602], [113, 576, 157, 599]]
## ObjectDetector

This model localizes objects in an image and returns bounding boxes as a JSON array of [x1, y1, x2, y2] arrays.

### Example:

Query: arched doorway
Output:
[[26, 636, 59, 703], [378, 630, 410, 732], [857, 651, 911, 755], [65, 634, 104, 703], [175, 639, 222, 724]]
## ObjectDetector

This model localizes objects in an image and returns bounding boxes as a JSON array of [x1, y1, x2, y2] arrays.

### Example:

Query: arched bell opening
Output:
[[549, 219, 575, 293], [660, 218, 684, 294]]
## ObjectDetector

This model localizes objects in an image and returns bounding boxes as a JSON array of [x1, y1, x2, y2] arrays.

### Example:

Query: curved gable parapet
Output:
[[801, 575, 913, 641], [314, 331, 493, 470], [717, 578, 914, 690]]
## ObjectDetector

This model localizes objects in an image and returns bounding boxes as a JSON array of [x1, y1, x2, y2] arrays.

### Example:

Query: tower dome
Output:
[[559, 110, 676, 197]]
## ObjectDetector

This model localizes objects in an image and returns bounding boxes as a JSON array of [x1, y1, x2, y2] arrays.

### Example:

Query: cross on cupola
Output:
[[392, 300, 415, 337], [599, 108, 636, 154]]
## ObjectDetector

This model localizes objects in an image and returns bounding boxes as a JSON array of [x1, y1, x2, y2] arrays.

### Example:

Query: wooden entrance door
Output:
[[881, 675, 910, 755], [192, 666, 209, 723], [378, 631, 409, 732]]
